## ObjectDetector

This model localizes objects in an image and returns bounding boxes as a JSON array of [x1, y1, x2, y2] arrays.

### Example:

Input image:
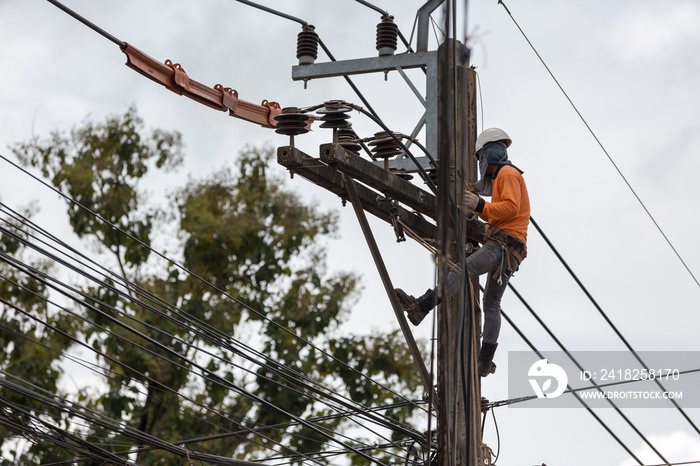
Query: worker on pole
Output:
[[396, 128, 530, 376]]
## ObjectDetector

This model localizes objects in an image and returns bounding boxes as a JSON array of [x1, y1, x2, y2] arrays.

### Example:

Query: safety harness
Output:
[[486, 227, 527, 285]]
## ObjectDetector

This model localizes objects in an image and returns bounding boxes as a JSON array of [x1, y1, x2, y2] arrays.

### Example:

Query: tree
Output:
[[4, 108, 425, 464]]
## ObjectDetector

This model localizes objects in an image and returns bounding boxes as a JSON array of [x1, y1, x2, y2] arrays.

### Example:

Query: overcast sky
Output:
[[2, 1, 700, 465]]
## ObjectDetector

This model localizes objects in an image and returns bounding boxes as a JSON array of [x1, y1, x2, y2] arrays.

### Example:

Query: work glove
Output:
[[463, 189, 481, 212]]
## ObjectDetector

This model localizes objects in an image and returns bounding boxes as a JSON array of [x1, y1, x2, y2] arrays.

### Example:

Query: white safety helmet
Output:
[[475, 128, 512, 154]]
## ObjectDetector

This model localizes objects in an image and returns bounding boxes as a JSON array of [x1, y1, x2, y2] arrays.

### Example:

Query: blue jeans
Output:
[[444, 241, 507, 344]]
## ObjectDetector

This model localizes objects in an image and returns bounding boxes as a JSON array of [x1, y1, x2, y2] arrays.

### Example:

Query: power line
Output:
[[497, 0, 700, 290], [0, 157, 426, 420], [0, 280, 315, 464], [531, 216, 700, 436], [45, 0, 124, 47], [0, 190, 424, 462], [490, 366, 700, 408], [498, 306, 645, 465], [507, 282, 669, 463], [0, 248, 419, 461], [0, 202, 427, 441], [0, 227, 412, 460]]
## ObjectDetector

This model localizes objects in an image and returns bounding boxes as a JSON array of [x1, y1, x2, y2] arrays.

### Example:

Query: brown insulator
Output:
[[376, 15, 398, 56], [274, 107, 309, 136], [390, 168, 414, 180], [368, 131, 402, 159], [297, 25, 319, 65], [337, 127, 361, 155], [317, 101, 352, 129], [426, 167, 438, 185]]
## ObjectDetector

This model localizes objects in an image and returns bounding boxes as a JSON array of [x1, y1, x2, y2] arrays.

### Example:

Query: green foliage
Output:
[[0, 210, 73, 461], [12, 106, 183, 271], [5, 109, 425, 464]]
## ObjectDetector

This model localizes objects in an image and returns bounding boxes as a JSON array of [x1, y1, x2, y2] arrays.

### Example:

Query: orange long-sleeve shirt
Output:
[[476, 165, 530, 244]]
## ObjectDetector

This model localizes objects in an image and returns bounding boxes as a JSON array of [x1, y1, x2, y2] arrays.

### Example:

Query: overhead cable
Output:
[[0, 278, 313, 463], [0, 201, 417, 419], [531, 216, 700, 436], [507, 283, 669, 462], [231, 0, 382, 118], [0, 198, 424, 462], [45, 0, 124, 47], [0, 252, 420, 460], [498, 307, 644, 465], [0, 157, 427, 420], [0, 205, 426, 445], [498, 0, 700, 290]]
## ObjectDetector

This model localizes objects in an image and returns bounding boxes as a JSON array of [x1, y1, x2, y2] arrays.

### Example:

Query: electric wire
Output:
[[0, 205, 426, 448], [0, 157, 425, 417], [0, 322, 216, 437], [0, 240, 422, 466], [490, 408, 500, 463], [497, 0, 700, 290], [0, 374, 261, 466], [489, 366, 700, 408], [229, 0, 382, 119], [498, 306, 644, 465], [0, 230, 405, 460], [531, 216, 700, 436], [506, 282, 669, 462], [100, 400, 426, 463], [0, 201, 422, 426], [45, 0, 124, 47], [0, 202, 424, 460], [0, 156, 427, 422], [347, 105, 438, 195], [0, 278, 316, 464], [0, 250, 420, 461]]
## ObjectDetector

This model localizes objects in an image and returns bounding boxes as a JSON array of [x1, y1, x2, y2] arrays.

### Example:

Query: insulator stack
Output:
[[297, 25, 319, 65], [317, 101, 352, 129], [274, 107, 309, 136], [426, 168, 438, 185], [376, 15, 398, 56], [390, 168, 413, 181], [368, 131, 402, 160], [337, 127, 361, 155]]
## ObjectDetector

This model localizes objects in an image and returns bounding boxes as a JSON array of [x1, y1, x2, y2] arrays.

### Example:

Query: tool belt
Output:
[[487, 228, 527, 282]]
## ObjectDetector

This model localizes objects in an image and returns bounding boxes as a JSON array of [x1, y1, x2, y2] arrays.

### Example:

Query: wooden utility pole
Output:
[[280, 12, 487, 466], [436, 38, 480, 466]]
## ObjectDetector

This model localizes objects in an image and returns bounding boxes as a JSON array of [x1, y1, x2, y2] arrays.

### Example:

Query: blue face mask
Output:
[[472, 141, 511, 196]]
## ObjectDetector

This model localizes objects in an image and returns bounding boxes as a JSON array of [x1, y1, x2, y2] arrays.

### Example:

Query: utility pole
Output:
[[280, 6, 486, 466], [436, 39, 480, 466]]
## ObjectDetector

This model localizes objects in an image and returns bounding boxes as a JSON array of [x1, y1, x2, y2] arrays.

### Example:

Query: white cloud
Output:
[[607, 2, 700, 63]]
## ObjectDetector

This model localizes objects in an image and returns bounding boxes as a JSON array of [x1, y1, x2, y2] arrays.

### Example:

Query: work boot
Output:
[[395, 288, 434, 326], [478, 342, 498, 377]]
